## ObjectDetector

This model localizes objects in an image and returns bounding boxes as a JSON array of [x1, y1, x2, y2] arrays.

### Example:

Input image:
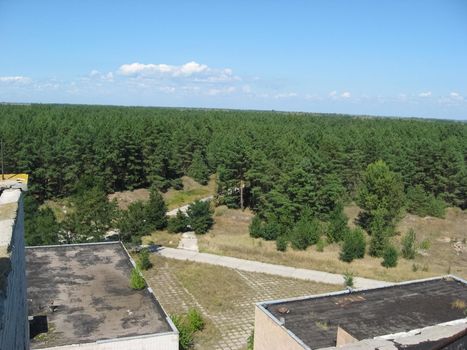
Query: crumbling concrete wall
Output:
[[0, 189, 29, 349]]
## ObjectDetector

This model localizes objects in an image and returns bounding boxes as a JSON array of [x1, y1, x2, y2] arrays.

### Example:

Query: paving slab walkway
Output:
[[157, 247, 392, 289], [177, 231, 199, 252]]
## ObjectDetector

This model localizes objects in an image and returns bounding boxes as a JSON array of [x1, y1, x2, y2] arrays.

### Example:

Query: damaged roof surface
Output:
[[265, 278, 467, 350], [26, 242, 172, 349]]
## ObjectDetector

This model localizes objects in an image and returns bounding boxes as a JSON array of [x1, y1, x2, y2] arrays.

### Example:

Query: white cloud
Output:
[[418, 91, 432, 97], [274, 92, 298, 99], [328, 90, 351, 99], [449, 92, 463, 101], [341, 91, 351, 98], [0, 76, 31, 84], [207, 86, 236, 96], [118, 61, 209, 77]]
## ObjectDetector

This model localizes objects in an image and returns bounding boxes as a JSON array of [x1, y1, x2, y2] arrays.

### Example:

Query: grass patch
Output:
[[142, 230, 181, 248], [198, 205, 467, 282], [163, 175, 216, 210], [171, 261, 251, 313]]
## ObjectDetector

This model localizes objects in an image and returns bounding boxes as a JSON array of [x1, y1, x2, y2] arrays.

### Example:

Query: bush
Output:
[[168, 210, 190, 233], [171, 314, 193, 350], [171, 178, 184, 190], [261, 220, 280, 240], [139, 248, 152, 270], [401, 229, 416, 260], [316, 237, 326, 252], [247, 331, 254, 350], [187, 200, 213, 234], [340, 228, 366, 263], [343, 271, 354, 288], [186, 308, 204, 332], [171, 309, 205, 350], [276, 235, 288, 252], [368, 209, 390, 257], [327, 204, 349, 243], [249, 216, 263, 238], [129, 268, 146, 290], [290, 217, 320, 250], [406, 185, 445, 218], [382, 245, 398, 268]]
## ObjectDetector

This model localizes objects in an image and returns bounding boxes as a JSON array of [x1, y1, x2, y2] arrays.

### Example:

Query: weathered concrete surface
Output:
[[0, 189, 29, 350], [177, 231, 199, 252], [156, 247, 391, 289], [27, 242, 176, 349]]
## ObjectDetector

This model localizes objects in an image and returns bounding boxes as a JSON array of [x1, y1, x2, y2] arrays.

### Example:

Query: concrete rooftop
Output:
[[263, 277, 467, 350], [27, 242, 173, 349]]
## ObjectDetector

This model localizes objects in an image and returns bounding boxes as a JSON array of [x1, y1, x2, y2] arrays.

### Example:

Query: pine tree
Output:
[[186, 200, 213, 234], [145, 186, 167, 230], [327, 204, 349, 243], [187, 150, 210, 185]]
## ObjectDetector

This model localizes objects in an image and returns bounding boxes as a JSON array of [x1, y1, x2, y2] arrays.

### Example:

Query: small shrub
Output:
[[381, 245, 398, 268], [401, 229, 416, 260], [419, 239, 431, 250], [276, 235, 288, 252], [247, 330, 254, 350], [316, 237, 326, 252], [343, 271, 354, 288], [186, 308, 204, 332], [171, 314, 193, 350], [327, 204, 349, 243], [412, 263, 419, 272], [340, 228, 366, 263], [290, 217, 320, 250], [130, 268, 146, 290], [422, 264, 429, 272], [261, 220, 280, 241], [139, 248, 152, 270], [406, 185, 445, 218], [171, 309, 205, 350], [171, 178, 184, 190], [167, 210, 189, 233], [249, 216, 263, 238]]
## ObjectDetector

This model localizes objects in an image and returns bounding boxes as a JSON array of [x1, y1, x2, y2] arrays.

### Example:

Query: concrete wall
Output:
[[254, 305, 307, 350], [0, 189, 29, 350], [38, 332, 179, 350]]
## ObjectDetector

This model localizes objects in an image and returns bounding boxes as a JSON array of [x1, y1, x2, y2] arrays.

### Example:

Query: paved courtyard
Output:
[[145, 256, 337, 350]]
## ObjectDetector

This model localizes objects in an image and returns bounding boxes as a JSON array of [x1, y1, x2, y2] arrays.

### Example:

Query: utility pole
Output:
[[240, 179, 244, 211]]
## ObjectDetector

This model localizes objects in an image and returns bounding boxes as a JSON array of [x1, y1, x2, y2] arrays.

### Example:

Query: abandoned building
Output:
[[254, 276, 467, 350], [0, 175, 179, 350]]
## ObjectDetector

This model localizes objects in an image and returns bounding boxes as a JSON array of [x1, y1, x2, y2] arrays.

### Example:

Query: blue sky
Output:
[[1, 0, 466, 119]]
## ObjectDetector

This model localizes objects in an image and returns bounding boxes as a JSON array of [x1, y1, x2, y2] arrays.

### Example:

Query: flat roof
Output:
[[262, 277, 467, 350], [27, 242, 173, 349]]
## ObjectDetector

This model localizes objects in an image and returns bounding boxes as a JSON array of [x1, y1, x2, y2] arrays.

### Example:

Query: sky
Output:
[[0, 0, 466, 119]]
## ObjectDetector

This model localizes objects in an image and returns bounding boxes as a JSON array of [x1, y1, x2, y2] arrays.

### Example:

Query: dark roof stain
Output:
[[265, 278, 467, 349]]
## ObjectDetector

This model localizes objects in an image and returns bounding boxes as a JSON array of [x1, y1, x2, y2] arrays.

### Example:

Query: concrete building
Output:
[[0, 174, 179, 349], [254, 276, 467, 350], [0, 174, 29, 350]]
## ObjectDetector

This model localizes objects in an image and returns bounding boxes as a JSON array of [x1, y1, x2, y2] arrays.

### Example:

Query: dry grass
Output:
[[143, 255, 336, 349], [162, 175, 216, 210], [107, 175, 216, 210], [199, 204, 467, 282], [108, 188, 150, 210], [41, 198, 73, 222], [142, 230, 181, 248]]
